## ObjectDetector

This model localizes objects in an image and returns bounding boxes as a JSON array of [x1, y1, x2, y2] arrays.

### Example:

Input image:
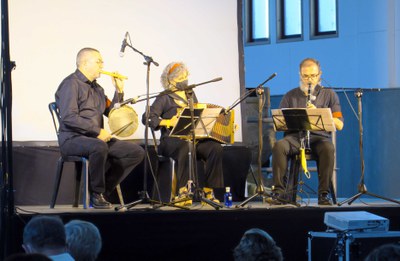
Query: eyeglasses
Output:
[[301, 73, 320, 79]]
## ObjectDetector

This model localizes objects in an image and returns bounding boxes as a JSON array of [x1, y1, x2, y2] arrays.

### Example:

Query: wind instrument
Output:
[[100, 70, 128, 80]]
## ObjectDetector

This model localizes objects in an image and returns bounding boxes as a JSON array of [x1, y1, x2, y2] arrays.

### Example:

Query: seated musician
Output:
[[269, 58, 344, 206], [143, 62, 224, 206]]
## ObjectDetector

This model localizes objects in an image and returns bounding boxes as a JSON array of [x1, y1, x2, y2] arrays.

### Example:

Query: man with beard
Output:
[[269, 58, 344, 205]]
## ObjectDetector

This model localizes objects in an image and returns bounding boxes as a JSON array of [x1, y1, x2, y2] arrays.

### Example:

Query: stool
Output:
[[286, 152, 337, 204]]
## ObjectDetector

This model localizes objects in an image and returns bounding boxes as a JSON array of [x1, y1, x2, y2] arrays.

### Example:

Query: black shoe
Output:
[[90, 192, 112, 209], [318, 193, 333, 206], [266, 192, 286, 205]]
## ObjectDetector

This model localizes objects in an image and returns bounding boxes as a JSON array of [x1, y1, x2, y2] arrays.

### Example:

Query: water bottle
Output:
[[224, 187, 233, 208]]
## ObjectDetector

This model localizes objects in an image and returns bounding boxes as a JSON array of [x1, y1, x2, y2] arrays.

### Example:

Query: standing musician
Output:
[[55, 47, 145, 209], [269, 58, 344, 205], [144, 62, 224, 206]]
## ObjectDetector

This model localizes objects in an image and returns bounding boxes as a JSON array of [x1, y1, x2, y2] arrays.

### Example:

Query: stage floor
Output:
[[15, 197, 400, 213], [10, 198, 400, 261]]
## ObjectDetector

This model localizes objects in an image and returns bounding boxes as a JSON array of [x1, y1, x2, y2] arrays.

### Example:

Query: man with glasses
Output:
[[55, 47, 144, 209], [269, 58, 344, 205]]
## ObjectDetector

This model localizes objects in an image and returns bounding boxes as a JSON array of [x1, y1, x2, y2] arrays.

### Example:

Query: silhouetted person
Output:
[[364, 243, 400, 261], [65, 220, 102, 261], [22, 215, 74, 260], [233, 228, 283, 261]]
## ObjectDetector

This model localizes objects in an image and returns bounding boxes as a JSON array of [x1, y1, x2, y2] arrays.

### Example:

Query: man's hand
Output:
[[97, 128, 112, 142], [306, 103, 316, 109], [111, 73, 124, 93], [160, 115, 178, 128], [333, 118, 344, 131]]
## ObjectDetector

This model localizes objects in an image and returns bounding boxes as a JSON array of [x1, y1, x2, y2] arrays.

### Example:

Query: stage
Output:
[[9, 198, 400, 261], [4, 143, 400, 260]]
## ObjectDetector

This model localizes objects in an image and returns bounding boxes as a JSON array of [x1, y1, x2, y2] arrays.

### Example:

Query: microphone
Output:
[[119, 32, 129, 57], [185, 77, 223, 90], [210, 77, 223, 82], [257, 73, 277, 88], [114, 97, 138, 109]]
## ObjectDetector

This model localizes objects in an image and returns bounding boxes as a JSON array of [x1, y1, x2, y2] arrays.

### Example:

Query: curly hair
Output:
[[160, 62, 189, 90], [233, 228, 283, 261]]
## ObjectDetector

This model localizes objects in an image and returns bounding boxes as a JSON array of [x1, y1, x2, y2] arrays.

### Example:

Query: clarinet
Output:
[[306, 83, 311, 152], [307, 83, 312, 106]]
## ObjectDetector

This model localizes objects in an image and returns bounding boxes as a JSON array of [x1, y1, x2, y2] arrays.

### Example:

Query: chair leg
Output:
[[286, 156, 300, 203], [82, 158, 90, 209], [329, 179, 337, 205], [170, 158, 176, 201], [152, 157, 175, 203], [74, 162, 82, 208], [50, 157, 64, 208], [116, 185, 125, 205]]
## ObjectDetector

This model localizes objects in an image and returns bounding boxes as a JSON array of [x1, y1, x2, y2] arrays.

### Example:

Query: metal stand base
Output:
[[338, 184, 400, 206]]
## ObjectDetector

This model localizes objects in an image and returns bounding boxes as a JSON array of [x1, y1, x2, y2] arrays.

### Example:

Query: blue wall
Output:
[[245, 0, 400, 199], [244, 0, 400, 95]]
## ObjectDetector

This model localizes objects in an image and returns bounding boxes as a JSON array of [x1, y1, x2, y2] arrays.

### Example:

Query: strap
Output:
[[300, 148, 311, 179], [168, 92, 188, 106]]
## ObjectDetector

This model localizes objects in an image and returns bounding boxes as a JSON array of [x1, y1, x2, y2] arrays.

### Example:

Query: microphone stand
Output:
[[234, 73, 292, 208], [338, 88, 400, 206], [183, 89, 223, 210], [114, 39, 163, 211], [1, 0, 16, 258]]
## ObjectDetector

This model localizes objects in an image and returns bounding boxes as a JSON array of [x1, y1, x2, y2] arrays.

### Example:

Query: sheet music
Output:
[[271, 108, 336, 132], [194, 108, 223, 137], [170, 107, 223, 138]]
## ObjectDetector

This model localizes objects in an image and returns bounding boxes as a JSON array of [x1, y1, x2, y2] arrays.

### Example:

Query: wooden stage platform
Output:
[[9, 198, 400, 261]]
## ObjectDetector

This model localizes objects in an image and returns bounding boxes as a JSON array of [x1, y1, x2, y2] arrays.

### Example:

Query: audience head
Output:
[[22, 215, 67, 256], [233, 228, 283, 261], [364, 243, 400, 261], [65, 220, 102, 261]]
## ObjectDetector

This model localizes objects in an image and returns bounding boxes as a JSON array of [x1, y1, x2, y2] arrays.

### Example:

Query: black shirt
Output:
[[55, 69, 123, 145]]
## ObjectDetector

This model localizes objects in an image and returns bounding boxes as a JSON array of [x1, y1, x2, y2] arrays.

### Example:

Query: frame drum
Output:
[[108, 105, 138, 137]]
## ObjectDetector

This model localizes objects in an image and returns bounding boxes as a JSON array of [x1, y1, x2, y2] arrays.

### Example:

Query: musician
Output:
[[55, 47, 144, 209], [144, 62, 224, 206], [269, 58, 344, 205]]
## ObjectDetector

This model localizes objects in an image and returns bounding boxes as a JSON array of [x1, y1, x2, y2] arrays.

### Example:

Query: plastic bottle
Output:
[[224, 187, 233, 208]]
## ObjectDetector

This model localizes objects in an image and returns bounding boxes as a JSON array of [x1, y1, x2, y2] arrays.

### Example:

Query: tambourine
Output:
[[108, 105, 138, 137]]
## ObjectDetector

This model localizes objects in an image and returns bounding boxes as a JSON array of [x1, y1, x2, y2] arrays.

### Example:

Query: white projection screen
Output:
[[6, 0, 243, 142]]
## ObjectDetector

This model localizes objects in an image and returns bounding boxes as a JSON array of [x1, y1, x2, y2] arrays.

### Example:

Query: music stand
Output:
[[271, 108, 336, 133], [169, 106, 224, 209]]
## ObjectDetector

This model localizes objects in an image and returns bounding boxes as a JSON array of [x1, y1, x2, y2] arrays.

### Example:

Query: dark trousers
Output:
[[272, 134, 334, 195], [159, 137, 224, 190], [61, 136, 145, 194]]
